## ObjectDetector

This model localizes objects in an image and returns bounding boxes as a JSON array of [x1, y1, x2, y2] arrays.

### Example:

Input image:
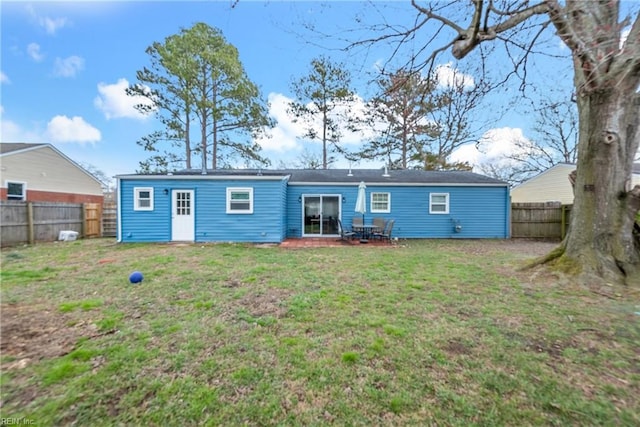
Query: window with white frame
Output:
[[134, 187, 154, 211], [6, 181, 26, 201], [227, 187, 253, 214], [429, 193, 449, 214], [370, 192, 390, 213]]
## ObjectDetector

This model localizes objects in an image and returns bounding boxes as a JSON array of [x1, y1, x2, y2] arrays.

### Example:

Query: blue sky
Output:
[[1, 1, 577, 180]]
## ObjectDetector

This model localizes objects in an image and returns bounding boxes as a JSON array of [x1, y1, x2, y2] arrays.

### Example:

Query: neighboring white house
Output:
[[511, 163, 640, 204], [0, 143, 104, 203]]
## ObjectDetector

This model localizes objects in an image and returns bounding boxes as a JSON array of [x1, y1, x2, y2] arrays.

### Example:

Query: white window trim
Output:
[[429, 193, 449, 214], [370, 192, 391, 213], [226, 187, 253, 214], [134, 187, 154, 211], [5, 180, 27, 201]]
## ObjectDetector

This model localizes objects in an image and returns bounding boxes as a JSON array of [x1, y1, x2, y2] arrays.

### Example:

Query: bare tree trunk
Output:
[[211, 79, 218, 170], [185, 110, 191, 169], [322, 108, 328, 169], [563, 85, 640, 285]]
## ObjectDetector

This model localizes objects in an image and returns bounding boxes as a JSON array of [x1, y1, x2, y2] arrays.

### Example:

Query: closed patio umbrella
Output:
[[355, 181, 367, 225]]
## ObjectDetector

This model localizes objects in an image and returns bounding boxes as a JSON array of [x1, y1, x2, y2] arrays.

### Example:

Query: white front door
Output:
[[172, 190, 195, 241]]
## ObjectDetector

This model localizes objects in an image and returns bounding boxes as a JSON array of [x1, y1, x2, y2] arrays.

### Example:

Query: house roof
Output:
[[284, 169, 506, 185], [118, 168, 508, 186], [0, 142, 47, 155]]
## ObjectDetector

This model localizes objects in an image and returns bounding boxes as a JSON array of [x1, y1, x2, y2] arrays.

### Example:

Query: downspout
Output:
[[116, 177, 122, 242]]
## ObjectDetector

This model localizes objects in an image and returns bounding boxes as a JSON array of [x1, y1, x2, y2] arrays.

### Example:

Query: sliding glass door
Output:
[[302, 195, 340, 236]]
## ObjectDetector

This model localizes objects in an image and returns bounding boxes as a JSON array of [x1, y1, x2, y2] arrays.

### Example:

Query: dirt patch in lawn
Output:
[[0, 303, 97, 370], [452, 239, 559, 258]]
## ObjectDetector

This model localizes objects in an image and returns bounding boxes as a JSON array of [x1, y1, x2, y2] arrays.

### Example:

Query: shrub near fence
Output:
[[0, 201, 102, 247], [511, 202, 572, 240]]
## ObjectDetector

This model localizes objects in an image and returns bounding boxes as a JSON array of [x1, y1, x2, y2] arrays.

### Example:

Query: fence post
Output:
[[27, 202, 34, 245]]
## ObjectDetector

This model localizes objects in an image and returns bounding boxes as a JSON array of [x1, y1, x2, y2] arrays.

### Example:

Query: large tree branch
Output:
[[545, 0, 598, 74], [609, 13, 640, 87], [548, 1, 639, 93], [411, 0, 548, 59]]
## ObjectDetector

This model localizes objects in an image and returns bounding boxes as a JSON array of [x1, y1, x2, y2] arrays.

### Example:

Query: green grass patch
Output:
[[59, 299, 103, 313], [1, 238, 638, 425]]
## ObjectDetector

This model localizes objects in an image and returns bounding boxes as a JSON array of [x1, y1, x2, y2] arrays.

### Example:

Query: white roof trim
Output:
[[288, 182, 509, 187], [116, 174, 290, 181]]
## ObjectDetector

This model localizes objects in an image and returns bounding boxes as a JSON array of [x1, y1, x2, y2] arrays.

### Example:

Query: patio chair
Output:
[[373, 219, 395, 243], [373, 217, 386, 232], [351, 217, 364, 239], [337, 219, 356, 241]]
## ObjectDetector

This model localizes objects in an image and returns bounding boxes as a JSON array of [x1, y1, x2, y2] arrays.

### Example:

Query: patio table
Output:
[[352, 224, 380, 243]]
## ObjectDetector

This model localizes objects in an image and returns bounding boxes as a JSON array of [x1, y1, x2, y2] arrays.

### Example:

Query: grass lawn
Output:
[[1, 238, 639, 426]]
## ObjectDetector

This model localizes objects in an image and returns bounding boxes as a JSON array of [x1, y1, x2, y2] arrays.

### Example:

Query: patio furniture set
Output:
[[337, 217, 395, 243]]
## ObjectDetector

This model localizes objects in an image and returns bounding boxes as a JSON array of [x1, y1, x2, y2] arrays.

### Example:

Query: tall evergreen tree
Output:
[[128, 23, 272, 172], [289, 56, 355, 169], [353, 69, 480, 170]]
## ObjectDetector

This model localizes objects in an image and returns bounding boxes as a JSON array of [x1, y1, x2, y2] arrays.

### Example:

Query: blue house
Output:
[[115, 168, 510, 243]]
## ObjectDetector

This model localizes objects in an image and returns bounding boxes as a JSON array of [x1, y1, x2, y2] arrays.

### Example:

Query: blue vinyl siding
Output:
[[119, 179, 173, 242], [119, 177, 287, 243], [119, 175, 509, 243], [287, 184, 509, 239]]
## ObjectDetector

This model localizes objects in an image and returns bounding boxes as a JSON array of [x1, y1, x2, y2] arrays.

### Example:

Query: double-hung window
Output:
[[227, 187, 253, 214], [6, 181, 26, 201], [429, 193, 449, 214], [370, 192, 390, 213], [134, 187, 154, 211]]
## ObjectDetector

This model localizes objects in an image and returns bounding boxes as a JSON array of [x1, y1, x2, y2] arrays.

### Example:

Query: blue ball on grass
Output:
[[129, 271, 144, 284]]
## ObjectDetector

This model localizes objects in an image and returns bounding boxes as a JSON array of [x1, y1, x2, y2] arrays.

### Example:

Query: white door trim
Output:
[[171, 189, 195, 241]]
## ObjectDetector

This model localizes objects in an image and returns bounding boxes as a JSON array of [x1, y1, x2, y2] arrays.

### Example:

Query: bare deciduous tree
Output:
[[354, 0, 640, 285]]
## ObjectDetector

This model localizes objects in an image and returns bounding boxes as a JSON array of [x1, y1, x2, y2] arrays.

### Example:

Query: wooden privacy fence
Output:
[[0, 201, 103, 247], [511, 202, 572, 240]]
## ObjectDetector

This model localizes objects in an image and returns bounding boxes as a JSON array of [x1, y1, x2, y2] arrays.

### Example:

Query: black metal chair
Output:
[[337, 219, 356, 241], [373, 217, 386, 233], [373, 219, 395, 243]]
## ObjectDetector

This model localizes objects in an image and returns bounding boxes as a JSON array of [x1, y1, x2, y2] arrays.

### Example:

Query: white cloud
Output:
[[94, 78, 154, 120], [45, 115, 101, 143], [1, 71, 9, 84], [27, 4, 69, 35], [27, 42, 44, 62], [255, 93, 303, 152], [434, 63, 475, 90], [450, 127, 532, 170], [53, 56, 84, 78], [256, 92, 377, 154], [0, 118, 43, 143]]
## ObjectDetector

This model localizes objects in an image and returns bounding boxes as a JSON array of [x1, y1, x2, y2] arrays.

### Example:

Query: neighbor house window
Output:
[[134, 187, 154, 211], [429, 193, 449, 214], [227, 187, 253, 214], [371, 192, 390, 213], [6, 181, 26, 201]]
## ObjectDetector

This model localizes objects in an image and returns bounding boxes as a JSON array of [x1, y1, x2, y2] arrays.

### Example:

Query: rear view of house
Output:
[[0, 143, 104, 204], [116, 168, 510, 243]]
